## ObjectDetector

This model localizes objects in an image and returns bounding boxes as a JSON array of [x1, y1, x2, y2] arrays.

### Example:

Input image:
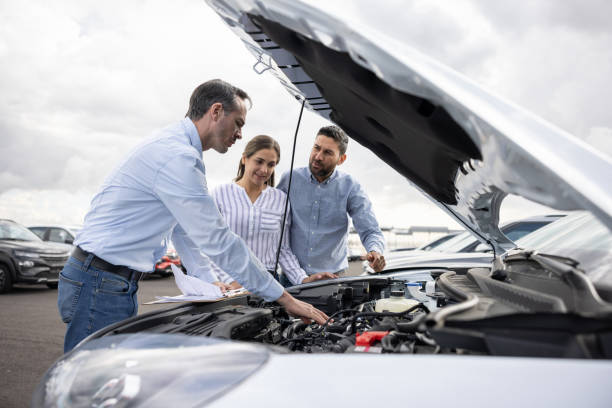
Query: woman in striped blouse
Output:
[[209, 135, 336, 287]]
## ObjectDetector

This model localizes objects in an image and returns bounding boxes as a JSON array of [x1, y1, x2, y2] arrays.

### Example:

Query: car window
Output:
[[28, 227, 47, 239], [48, 228, 69, 243], [502, 221, 548, 242], [0, 221, 43, 241], [458, 221, 552, 252]]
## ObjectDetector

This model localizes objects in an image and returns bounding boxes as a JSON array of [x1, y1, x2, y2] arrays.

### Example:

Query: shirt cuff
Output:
[[294, 269, 308, 285], [261, 279, 285, 302], [366, 245, 384, 255]]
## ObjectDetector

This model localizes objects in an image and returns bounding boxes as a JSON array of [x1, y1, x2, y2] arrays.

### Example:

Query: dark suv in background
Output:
[[0, 219, 70, 292]]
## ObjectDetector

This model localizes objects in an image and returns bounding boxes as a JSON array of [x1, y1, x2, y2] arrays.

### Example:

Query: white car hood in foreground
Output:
[[206, 0, 612, 254], [208, 352, 612, 408]]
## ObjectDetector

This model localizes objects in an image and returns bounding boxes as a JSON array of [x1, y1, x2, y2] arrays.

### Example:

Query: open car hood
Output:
[[206, 0, 612, 253]]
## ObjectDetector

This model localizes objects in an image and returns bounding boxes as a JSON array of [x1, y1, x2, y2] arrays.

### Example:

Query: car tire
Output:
[[46, 282, 58, 289], [0, 264, 13, 293]]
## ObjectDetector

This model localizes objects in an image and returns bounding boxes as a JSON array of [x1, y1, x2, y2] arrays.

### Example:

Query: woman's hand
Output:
[[301, 272, 337, 284]]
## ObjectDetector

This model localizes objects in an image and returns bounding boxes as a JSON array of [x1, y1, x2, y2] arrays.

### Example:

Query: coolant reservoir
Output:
[[375, 288, 419, 313]]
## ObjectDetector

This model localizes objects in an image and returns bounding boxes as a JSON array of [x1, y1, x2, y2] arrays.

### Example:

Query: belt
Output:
[[72, 246, 143, 281]]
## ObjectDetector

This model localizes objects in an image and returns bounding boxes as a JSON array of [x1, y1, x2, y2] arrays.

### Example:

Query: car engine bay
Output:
[[208, 280, 439, 355], [92, 266, 612, 359]]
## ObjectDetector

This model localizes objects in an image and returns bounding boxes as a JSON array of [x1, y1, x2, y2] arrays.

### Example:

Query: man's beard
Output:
[[309, 159, 333, 180]]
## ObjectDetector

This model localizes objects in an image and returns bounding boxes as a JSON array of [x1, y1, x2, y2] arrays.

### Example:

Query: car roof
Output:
[[28, 225, 82, 230]]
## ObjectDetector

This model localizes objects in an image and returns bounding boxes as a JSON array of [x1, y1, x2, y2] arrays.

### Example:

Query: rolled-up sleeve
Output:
[[153, 154, 284, 301], [348, 181, 385, 254]]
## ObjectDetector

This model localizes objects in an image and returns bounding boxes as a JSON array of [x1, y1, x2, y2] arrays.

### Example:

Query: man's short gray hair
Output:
[[318, 125, 349, 155], [185, 79, 251, 120]]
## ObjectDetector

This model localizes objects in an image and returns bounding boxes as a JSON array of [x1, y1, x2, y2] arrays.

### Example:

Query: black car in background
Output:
[[0, 219, 70, 292]]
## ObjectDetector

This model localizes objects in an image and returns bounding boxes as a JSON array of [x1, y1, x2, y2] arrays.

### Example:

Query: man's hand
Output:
[[276, 291, 329, 325], [301, 272, 338, 284], [366, 251, 386, 273], [212, 281, 231, 292]]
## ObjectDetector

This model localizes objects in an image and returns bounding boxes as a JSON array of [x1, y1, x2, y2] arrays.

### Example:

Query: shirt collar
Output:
[[309, 168, 338, 185], [182, 118, 203, 155]]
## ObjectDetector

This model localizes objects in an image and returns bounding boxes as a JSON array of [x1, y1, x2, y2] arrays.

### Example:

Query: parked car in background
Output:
[[365, 215, 564, 274], [366, 213, 573, 275], [28, 225, 82, 248], [33, 1, 612, 406], [0, 219, 70, 292], [150, 245, 184, 277], [432, 214, 564, 254], [417, 232, 460, 251]]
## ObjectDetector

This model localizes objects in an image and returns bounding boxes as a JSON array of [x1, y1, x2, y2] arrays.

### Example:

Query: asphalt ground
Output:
[[0, 261, 363, 407]]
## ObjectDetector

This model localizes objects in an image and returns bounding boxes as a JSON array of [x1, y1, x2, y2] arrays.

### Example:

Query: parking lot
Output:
[[0, 262, 362, 407]]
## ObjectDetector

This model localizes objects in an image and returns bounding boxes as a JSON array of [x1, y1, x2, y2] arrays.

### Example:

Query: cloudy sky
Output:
[[1, 0, 610, 231]]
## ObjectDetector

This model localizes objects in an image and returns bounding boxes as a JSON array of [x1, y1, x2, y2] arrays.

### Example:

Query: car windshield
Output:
[[515, 212, 612, 287], [0, 221, 43, 241]]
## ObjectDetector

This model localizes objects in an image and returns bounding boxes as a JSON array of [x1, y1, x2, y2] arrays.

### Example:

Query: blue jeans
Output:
[[58, 255, 140, 352]]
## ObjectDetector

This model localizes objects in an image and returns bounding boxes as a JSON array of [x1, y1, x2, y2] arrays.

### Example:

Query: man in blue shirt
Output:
[[277, 125, 386, 285], [58, 79, 329, 352]]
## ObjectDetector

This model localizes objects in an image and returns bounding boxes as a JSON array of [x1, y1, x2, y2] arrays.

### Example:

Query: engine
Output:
[[175, 278, 446, 354]]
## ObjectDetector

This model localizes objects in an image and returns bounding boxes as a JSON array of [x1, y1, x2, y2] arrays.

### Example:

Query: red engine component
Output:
[[355, 331, 389, 352]]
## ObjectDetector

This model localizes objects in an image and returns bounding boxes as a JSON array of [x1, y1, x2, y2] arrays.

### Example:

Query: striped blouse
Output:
[[209, 182, 307, 285]]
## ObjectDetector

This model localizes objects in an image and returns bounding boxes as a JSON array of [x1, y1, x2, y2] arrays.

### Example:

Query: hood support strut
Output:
[[274, 98, 306, 277]]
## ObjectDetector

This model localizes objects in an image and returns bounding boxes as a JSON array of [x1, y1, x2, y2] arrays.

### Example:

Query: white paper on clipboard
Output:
[[143, 264, 248, 304]]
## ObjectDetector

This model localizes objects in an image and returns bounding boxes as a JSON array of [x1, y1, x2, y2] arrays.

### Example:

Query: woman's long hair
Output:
[[235, 135, 281, 186]]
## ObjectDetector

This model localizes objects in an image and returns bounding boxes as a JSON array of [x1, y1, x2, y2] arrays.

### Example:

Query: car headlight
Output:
[[32, 333, 269, 407], [14, 251, 40, 259]]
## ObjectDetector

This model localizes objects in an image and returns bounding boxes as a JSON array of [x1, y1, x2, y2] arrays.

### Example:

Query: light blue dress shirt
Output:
[[277, 167, 385, 274], [75, 118, 284, 301]]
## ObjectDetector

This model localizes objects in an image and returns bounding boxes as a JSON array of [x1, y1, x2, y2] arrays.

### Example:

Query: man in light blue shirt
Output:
[[58, 80, 329, 352], [277, 125, 386, 285]]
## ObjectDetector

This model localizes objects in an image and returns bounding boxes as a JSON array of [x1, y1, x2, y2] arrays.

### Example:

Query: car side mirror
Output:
[[65, 238, 74, 245], [474, 243, 492, 253]]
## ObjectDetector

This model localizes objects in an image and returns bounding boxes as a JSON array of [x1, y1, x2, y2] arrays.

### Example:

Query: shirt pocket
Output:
[[260, 208, 283, 234], [321, 194, 347, 226]]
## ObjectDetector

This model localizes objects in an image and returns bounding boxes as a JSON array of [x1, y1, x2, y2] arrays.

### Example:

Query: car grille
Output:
[[36, 269, 61, 279], [40, 253, 69, 268]]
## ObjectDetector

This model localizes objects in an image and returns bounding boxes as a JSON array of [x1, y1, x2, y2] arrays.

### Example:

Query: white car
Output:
[[363, 214, 564, 274], [33, 1, 612, 407]]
